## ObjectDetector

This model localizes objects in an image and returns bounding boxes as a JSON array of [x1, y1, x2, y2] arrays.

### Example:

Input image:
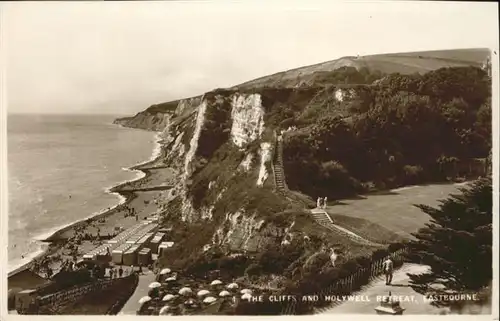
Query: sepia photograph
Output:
[[1, 0, 498, 318]]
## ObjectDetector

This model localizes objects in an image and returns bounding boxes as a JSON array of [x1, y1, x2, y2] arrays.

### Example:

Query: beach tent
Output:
[[138, 296, 151, 304], [240, 289, 252, 295], [226, 283, 239, 289], [159, 268, 171, 275], [210, 280, 223, 286], [179, 287, 192, 296], [203, 296, 217, 304], [197, 289, 210, 297], [159, 305, 171, 315], [162, 294, 176, 302], [149, 282, 161, 289], [219, 291, 231, 297]]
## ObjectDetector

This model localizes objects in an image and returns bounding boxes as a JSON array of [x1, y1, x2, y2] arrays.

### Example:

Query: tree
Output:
[[406, 178, 492, 302]]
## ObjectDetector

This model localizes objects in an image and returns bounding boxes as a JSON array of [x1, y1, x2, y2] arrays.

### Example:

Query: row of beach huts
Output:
[[81, 215, 174, 267]]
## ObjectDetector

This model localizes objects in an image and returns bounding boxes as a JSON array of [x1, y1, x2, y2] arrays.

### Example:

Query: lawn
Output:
[[325, 183, 467, 240]]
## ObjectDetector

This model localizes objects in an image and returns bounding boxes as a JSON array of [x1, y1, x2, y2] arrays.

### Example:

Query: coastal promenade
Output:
[[118, 269, 156, 315], [319, 263, 447, 314]]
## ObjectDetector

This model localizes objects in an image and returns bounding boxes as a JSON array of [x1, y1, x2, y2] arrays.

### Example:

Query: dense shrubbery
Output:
[[407, 178, 492, 299], [283, 66, 491, 200]]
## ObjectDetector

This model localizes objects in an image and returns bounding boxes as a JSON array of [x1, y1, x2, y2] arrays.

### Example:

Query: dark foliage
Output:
[[406, 178, 492, 299], [283, 66, 491, 200]]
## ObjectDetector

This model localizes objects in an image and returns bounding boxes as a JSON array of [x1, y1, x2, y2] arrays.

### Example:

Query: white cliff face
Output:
[[183, 99, 207, 181], [330, 249, 338, 266], [230, 94, 265, 147], [176, 98, 207, 222], [239, 153, 253, 172], [257, 143, 272, 186], [335, 89, 344, 102]]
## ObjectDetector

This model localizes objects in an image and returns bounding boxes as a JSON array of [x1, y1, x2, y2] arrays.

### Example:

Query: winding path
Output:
[[319, 263, 449, 314], [118, 269, 156, 315]]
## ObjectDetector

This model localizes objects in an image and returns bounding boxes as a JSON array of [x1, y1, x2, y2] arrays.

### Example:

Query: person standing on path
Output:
[[383, 256, 394, 285], [118, 266, 123, 278], [323, 197, 328, 209]]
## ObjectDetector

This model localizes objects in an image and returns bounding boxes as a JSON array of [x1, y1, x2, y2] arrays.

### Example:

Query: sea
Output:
[[7, 114, 158, 272]]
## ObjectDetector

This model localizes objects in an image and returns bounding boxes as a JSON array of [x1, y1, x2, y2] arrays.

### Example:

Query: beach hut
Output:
[[137, 248, 151, 266], [197, 290, 210, 297], [158, 242, 175, 257], [112, 243, 132, 265], [148, 233, 164, 253], [203, 296, 217, 304], [149, 282, 161, 289], [162, 294, 176, 302], [122, 245, 140, 266], [138, 296, 151, 304], [219, 291, 231, 297], [82, 254, 95, 261], [137, 233, 154, 249]]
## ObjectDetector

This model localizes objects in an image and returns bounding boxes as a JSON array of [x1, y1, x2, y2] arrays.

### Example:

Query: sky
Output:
[[1, 0, 499, 116]]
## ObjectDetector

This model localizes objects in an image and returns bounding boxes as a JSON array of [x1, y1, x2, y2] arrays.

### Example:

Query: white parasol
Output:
[[162, 294, 176, 302], [203, 296, 217, 304], [179, 287, 192, 296], [138, 296, 151, 304], [159, 268, 171, 275], [197, 289, 211, 297], [149, 282, 161, 289], [219, 290, 231, 297]]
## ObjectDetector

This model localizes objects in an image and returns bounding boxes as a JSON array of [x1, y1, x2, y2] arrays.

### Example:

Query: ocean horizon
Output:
[[7, 113, 158, 272]]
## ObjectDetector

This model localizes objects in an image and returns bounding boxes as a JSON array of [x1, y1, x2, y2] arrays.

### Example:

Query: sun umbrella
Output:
[[179, 287, 192, 296], [226, 283, 239, 289], [197, 289, 211, 297], [203, 296, 217, 304], [219, 290, 231, 297], [241, 293, 252, 300], [162, 294, 176, 302], [160, 268, 171, 275], [165, 276, 177, 282], [138, 296, 151, 304], [159, 305, 170, 315], [149, 282, 161, 289], [240, 289, 252, 295], [210, 280, 223, 286]]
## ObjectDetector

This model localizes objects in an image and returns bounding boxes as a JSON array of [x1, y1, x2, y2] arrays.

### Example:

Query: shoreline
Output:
[[8, 127, 163, 279]]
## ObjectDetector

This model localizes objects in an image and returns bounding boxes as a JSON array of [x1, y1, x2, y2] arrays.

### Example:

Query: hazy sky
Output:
[[2, 1, 498, 115]]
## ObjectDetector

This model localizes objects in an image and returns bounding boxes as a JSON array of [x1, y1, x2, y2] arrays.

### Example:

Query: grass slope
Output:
[[233, 48, 489, 89], [325, 183, 465, 240]]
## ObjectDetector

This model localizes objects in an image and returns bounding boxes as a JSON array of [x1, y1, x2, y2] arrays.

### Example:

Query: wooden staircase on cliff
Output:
[[272, 133, 288, 194], [310, 208, 380, 246]]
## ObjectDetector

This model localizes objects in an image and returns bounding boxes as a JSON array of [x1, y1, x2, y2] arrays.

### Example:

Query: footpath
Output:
[[118, 270, 156, 315], [319, 263, 448, 314]]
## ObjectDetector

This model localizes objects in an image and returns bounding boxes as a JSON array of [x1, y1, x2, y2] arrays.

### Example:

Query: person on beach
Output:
[[110, 268, 115, 279], [118, 266, 123, 278], [383, 256, 394, 285], [323, 197, 328, 209], [138, 264, 143, 274]]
